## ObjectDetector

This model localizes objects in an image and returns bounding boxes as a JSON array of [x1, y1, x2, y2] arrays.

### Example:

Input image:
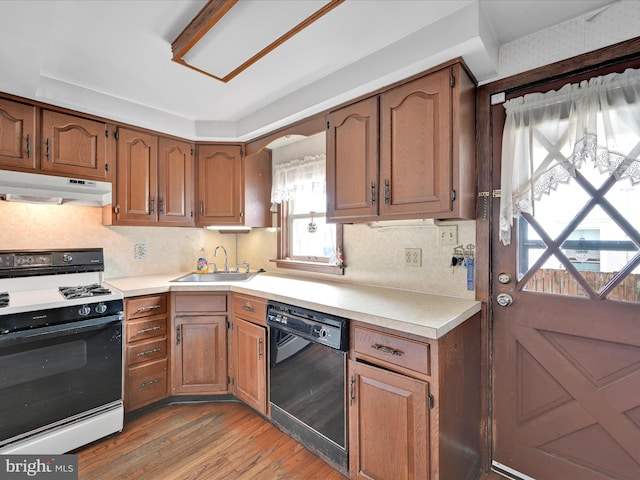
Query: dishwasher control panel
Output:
[[266, 301, 348, 351]]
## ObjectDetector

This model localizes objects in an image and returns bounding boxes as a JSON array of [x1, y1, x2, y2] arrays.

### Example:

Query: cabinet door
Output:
[[0, 99, 37, 170], [243, 149, 271, 228], [158, 136, 194, 226], [326, 96, 379, 222], [115, 128, 158, 224], [349, 360, 429, 480], [233, 317, 267, 415], [41, 110, 110, 180], [173, 315, 228, 394], [196, 144, 243, 226], [380, 68, 452, 218]]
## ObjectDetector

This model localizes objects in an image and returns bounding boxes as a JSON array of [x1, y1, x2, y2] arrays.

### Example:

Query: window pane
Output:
[[290, 214, 336, 260], [290, 194, 326, 215]]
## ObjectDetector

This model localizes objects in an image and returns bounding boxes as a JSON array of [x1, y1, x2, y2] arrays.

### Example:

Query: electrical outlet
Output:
[[134, 243, 147, 260], [404, 248, 422, 267], [438, 225, 458, 245]]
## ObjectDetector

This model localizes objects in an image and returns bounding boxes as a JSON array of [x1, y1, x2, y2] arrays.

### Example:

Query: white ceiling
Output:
[[0, 0, 616, 142]]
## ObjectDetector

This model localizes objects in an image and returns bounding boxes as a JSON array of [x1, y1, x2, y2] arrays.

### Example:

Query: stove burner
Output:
[[59, 284, 111, 299], [0, 292, 8, 308]]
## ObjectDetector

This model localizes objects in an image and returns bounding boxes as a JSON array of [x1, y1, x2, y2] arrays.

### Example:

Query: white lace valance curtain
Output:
[[271, 154, 326, 204], [499, 67, 640, 245]]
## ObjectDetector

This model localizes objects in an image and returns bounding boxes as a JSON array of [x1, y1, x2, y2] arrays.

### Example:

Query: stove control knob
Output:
[[319, 327, 329, 338], [79, 305, 92, 316], [95, 303, 108, 314], [62, 253, 73, 263]]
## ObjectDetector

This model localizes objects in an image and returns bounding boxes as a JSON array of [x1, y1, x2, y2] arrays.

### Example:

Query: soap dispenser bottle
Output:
[[196, 248, 208, 273]]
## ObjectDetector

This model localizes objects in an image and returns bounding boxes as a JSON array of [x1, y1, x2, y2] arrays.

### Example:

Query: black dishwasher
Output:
[[266, 301, 349, 474]]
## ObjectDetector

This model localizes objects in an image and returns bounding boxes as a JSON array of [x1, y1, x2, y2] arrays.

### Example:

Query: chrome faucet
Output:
[[214, 245, 229, 273]]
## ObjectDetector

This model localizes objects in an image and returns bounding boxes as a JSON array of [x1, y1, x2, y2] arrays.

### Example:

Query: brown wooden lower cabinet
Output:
[[232, 317, 267, 414], [349, 360, 429, 480], [349, 313, 481, 480], [124, 294, 170, 411], [172, 293, 229, 395], [127, 358, 169, 411], [172, 315, 228, 394], [230, 293, 268, 415]]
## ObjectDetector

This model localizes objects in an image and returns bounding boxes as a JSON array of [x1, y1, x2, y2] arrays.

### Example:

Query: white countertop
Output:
[[105, 272, 481, 339]]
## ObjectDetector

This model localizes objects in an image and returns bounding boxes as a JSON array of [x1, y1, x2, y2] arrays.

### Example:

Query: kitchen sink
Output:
[[170, 271, 260, 283]]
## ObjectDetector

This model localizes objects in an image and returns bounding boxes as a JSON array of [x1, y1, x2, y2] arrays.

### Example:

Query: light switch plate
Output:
[[438, 225, 458, 245]]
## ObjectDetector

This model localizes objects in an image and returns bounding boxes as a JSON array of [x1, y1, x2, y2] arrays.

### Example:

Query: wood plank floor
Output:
[[75, 401, 348, 479]]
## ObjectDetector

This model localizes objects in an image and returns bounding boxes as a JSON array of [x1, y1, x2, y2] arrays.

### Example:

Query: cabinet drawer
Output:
[[127, 295, 167, 320], [232, 294, 266, 325], [127, 317, 167, 343], [173, 292, 227, 314], [127, 358, 168, 410], [127, 337, 167, 366], [353, 327, 430, 375]]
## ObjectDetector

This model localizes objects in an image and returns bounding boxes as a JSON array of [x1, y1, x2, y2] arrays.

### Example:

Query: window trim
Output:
[[272, 201, 344, 275]]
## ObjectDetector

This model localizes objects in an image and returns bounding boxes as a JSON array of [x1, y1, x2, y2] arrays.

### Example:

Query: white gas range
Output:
[[0, 248, 124, 454]]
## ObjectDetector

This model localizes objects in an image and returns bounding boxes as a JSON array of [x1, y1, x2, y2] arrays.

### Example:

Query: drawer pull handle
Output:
[[371, 344, 403, 356], [137, 347, 161, 357], [136, 305, 162, 313], [241, 305, 254, 312], [136, 326, 161, 334], [138, 378, 161, 389]]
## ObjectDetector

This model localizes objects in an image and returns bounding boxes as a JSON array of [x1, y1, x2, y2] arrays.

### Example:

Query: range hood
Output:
[[0, 170, 112, 206]]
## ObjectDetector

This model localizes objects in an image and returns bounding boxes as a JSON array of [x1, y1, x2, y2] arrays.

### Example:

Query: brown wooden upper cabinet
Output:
[[326, 61, 476, 223], [243, 149, 272, 228], [196, 144, 272, 228], [109, 127, 194, 226], [0, 98, 37, 170], [41, 110, 112, 181], [196, 144, 243, 226]]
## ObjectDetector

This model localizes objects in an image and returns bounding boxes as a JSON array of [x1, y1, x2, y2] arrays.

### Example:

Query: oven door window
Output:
[[0, 318, 122, 445]]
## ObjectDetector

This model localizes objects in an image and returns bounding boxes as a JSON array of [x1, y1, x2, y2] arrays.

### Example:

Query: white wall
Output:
[[495, 0, 640, 81]]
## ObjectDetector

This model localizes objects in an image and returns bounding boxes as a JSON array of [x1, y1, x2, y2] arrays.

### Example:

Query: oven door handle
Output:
[[0, 314, 123, 347]]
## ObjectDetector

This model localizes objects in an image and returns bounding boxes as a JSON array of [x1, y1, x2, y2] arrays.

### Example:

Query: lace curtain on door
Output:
[[499, 67, 640, 245]]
